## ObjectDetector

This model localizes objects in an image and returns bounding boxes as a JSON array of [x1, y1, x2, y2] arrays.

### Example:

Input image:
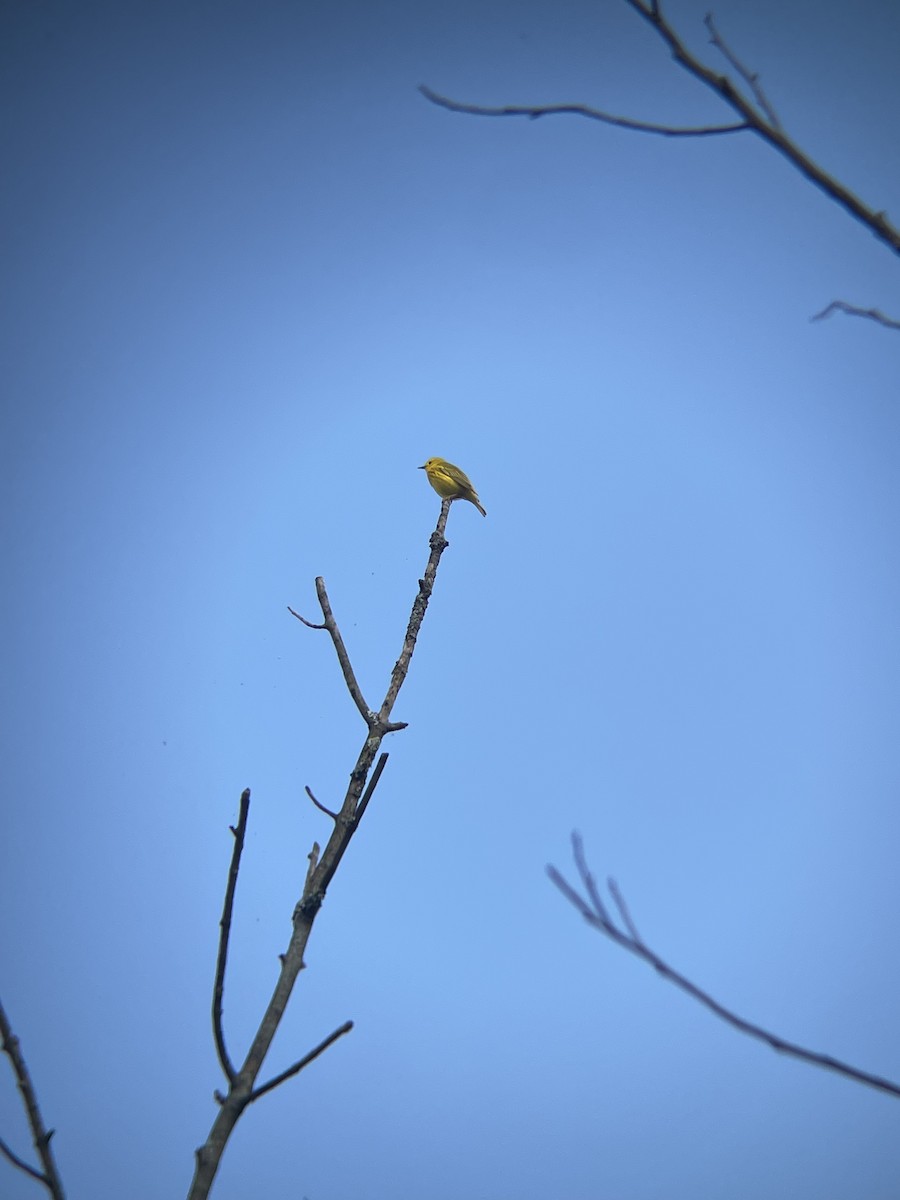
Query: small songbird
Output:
[[419, 457, 486, 516]]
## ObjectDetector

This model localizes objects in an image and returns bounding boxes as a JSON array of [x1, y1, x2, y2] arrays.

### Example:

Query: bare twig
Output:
[[811, 300, 900, 331], [287, 607, 325, 630], [421, 5, 900, 258], [549, 832, 900, 1101], [355, 752, 389, 823], [189, 500, 461, 1199], [315, 580, 375, 723], [418, 84, 747, 138], [305, 786, 339, 821], [0, 997, 66, 1199], [704, 12, 781, 129], [0, 1135, 46, 1183], [607, 876, 642, 943], [212, 789, 250, 1087], [249, 1021, 354, 1103]]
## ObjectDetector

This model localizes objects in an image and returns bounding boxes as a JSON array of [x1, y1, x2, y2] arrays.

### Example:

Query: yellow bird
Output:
[[419, 457, 486, 517]]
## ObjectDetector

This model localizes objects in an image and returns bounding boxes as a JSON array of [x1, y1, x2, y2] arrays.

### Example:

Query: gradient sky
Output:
[[2, 2, 899, 1198]]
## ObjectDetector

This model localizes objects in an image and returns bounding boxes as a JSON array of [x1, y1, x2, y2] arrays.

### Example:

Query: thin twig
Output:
[[212, 789, 250, 1087], [305, 786, 339, 820], [0, 1135, 45, 1183], [291, 580, 374, 725], [419, 84, 747, 138], [811, 300, 900, 330], [287, 607, 325, 630], [704, 12, 781, 129], [571, 836, 612, 926], [0, 997, 66, 1199], [249, 1021, 354, 1103], [548, 832, 900, 1100], [355, 752, 389, 823], [315, 578, 373, 723], [607, 876, 642, 943]]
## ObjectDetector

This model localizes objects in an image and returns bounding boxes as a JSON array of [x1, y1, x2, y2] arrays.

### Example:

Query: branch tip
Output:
[[305, 786, 339, 820], [552, 837, 900, 1100], [419, 81, 747, 138], [811, 300, 900, 330], [249, 1020, 355, 1104]]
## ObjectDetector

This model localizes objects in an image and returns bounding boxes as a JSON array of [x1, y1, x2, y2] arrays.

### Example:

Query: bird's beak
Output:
[[417, 464, 425, 469]]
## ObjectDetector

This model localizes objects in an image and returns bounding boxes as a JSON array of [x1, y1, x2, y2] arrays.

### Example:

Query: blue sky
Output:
[[2, 1, 899, 1197]]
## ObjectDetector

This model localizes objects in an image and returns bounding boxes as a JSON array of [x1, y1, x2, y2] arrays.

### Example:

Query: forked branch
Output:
[[548, 832, 900, 1100], [189, 499, 456, 1200], [0, 997, 66, 1199], [421, 2, 900, 261]]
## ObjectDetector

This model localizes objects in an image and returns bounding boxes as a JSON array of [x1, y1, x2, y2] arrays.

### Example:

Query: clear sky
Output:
[[2, 1, 899, 1198]]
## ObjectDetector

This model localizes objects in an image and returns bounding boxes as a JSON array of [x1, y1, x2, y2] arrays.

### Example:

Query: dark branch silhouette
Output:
[[305, 784, 339, 821], [0, 997, 66, 1199], [212, 788, 251, 1087], [548, 833, 900, 1101], [249, 1021, 354, 1103], [421, 2, 900, 268], [418, 84, 747, 138], [188, 499, 457, 1199], [811, 301, 900, 331], [703, 12, 781, 130]]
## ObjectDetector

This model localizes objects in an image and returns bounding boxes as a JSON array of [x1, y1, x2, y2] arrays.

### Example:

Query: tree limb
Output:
[[618, 0, 900, 257], [418, 84, 748, 138], [0, 997, 66, 1199], [548, 832, 900, 1101], [811, 300, 900, 331], [421, 4, 900, 258], [188, 499, 456, 1199], [211, 788, 251, 1088]]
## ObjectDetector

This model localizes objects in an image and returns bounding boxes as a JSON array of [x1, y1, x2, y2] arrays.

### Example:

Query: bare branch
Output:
[[704, 12, 781, 129], [313, 579, 374, 724], [811, 300, 900, 331], [305, 785, 339, 821], [287, 606, 325, 630], [607, 876, 642, 944], [421, 6, 900, 259], [378, 499, 451, 721], [354, 752, 389, 823], [571, 833, 613, 926], [549, 834, 900, 1100], [212, 789, 250, 1087], [249, 1021, 354, 1103], [419, 84, 748, 139], [620, 1, 900, 256], [0, 1135, 46, 1183], [0, 997, 66, 1199], [189, 502, 461, 1199], [546, 864, 597, 923]]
